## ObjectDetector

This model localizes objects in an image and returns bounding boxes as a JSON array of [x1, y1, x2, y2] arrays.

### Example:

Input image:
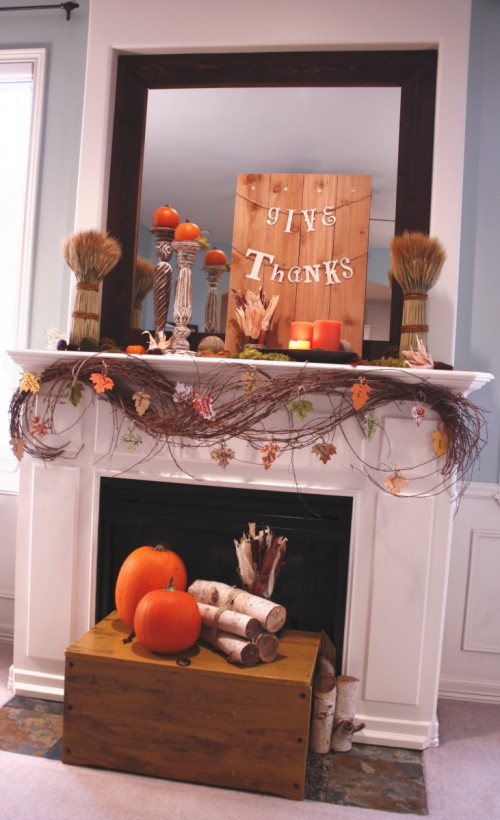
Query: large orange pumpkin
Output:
[[133, 582, 202, 654], [115, 545, 187, 627]]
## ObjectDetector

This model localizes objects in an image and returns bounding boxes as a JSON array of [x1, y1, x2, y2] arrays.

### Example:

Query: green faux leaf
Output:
[[286, 399, 314, 420], [69, 380, 85, 407]]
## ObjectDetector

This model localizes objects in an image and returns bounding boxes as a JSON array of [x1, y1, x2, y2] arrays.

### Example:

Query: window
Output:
[[0, 49, 45, 490]]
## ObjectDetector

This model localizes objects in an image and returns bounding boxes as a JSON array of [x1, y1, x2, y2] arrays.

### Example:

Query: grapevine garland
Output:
[[9, 354, 488, 499]]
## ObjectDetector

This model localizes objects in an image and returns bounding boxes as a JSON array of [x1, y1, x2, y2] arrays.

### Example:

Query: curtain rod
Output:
[[0, 3, 79, 20]]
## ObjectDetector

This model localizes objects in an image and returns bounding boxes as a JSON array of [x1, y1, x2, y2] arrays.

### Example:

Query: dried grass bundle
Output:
[[133, 256, 155, 328], [63, 230, 122, 344], [235, 523, 287, 599], [232, 288, 279, 345], [390, 231, 446, 354]]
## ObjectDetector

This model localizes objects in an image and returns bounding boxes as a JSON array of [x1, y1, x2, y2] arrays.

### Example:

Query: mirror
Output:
[[103, 50, 437, 351], [138, 85, 400, 339]]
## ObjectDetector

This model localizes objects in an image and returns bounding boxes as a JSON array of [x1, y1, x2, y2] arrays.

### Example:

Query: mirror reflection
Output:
[[137, 86, 400, 342]]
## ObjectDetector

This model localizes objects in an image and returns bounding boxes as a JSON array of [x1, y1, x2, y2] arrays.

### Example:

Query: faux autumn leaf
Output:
[[432, 426, 449, 457], [69, 381, 85, 407], [210, 442, 235, 469], [10, 436, 24, 462], [132, 390, 151, 417], [312, 442, 337, 464], [121, 427, 142, 453], [20, 372, 40, 393], [384, 472, 409, 495], [261, 442, 280, 470], [286, 398, 314, 420], [29, 415, 48, 437], [351, 377, 372, 411], [363, 411, 380, 440], [89, 372, 114, 394], [193, 392, 216, 421]]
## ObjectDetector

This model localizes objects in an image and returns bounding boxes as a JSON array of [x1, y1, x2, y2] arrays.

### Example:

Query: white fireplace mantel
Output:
[[8, 350, 493, 750]]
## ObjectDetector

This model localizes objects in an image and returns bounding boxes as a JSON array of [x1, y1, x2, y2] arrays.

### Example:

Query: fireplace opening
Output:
[[97, 478, 352, 670]]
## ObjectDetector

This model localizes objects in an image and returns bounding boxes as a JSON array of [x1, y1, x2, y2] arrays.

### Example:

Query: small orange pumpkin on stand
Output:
[[152, 204, 180, 229], [174, 220, 201, 241], [133, 580, 202, 654], [204, 247, 227, 266], [115, 544, 188, 628]]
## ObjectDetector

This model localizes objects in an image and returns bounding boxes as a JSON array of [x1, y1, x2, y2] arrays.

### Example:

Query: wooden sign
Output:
[[225, 173, 372, 354]]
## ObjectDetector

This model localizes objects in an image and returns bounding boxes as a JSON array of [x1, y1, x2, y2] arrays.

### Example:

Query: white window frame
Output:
[[0, 48, 46, 490]]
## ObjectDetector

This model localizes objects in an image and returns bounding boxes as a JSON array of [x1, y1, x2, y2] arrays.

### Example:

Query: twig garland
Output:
[[9, 356, 488, 500]]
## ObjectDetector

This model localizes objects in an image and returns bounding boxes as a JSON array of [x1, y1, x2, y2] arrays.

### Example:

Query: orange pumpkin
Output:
[[125, 344, 146, 355], [115, 545, 187, 627], [174, 220, 201, 241], [133, 582, 202, 654], [204, 247, 227, 266], [152, 204, 180, 229]]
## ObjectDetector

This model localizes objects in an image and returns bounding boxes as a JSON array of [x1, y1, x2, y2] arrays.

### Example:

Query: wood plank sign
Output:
[[225, 173, 372, 354]]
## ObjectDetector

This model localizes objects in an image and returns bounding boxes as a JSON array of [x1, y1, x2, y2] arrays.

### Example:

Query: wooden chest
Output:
[[63, 612, 320, 800]]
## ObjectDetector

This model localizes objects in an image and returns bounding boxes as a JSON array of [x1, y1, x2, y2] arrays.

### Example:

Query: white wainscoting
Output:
[[0, 490, 17, 643], [439, 482, 500, 702]]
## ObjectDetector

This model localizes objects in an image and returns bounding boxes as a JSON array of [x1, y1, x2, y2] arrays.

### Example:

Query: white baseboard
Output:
[[439, 676, 500, 703]]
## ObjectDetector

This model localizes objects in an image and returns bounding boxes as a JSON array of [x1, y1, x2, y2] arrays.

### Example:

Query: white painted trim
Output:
[[462, 529, 500, 653], [439, 676, 500, 703], [0, 49, 46, 350], [10, 668, 64, 702]]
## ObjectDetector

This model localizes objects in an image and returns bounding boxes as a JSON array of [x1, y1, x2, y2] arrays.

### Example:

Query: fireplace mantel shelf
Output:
[[8, 349, 493, 398]]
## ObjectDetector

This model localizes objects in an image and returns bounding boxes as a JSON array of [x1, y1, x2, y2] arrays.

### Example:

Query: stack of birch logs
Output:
[[188, 580, 286, 666], [310, 632, 366, 754]]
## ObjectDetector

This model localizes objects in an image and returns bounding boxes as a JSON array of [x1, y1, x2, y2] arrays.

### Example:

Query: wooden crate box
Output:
[[63, 613, 320, 801]]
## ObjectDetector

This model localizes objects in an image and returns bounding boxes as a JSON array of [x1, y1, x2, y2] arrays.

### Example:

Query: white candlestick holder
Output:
[[169, 240, 200, 352], [202, 264, 226, 334]]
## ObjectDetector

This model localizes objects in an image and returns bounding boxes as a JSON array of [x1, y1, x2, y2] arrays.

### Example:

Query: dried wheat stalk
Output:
[[63, 230, 121, 345]]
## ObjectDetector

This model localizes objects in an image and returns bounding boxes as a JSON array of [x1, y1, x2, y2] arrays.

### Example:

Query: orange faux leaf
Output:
[[89, 372, 114, 394], [261, 442, 279, 470], [312, 442, 337, 464], [432, 426, 449, 457], [384, 472, 409, 495], [351, 377, 372, 411]]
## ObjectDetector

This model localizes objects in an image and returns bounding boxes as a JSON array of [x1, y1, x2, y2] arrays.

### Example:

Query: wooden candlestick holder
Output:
[[150, 227, 175, 343]]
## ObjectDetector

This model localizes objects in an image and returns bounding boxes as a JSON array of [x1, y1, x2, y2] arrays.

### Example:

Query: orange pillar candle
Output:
[[289, 321, 313, 343], [312, 320, 341, 351], [288, 339, 311, 350]]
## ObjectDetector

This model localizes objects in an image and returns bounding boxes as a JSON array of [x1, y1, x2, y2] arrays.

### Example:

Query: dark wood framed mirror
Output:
[[103, 50, 436, 352]]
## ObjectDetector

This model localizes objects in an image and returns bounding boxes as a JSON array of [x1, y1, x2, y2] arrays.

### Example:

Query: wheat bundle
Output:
[[133, 256, 155, 328], [63, 230, 122, 345], [390, 231, 446, 355]]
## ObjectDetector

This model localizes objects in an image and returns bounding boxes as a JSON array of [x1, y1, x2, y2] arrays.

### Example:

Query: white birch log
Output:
[[188, 579, 286, 633], [200, 624, 260, 666], [196, 602, 262, 641], [330, 719, 366, 752], [253, 631, 279, 663], [334, 675, 360, 720], [309, 671, 337, 754], [318, 630, 337, 677], [331, 675, 364, 752]]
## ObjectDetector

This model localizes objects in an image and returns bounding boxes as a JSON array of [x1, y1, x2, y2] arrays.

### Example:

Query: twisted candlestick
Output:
[[151, 227, 175, 343], [202, 264, 226, 333], [170, 240, 200, 352]]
